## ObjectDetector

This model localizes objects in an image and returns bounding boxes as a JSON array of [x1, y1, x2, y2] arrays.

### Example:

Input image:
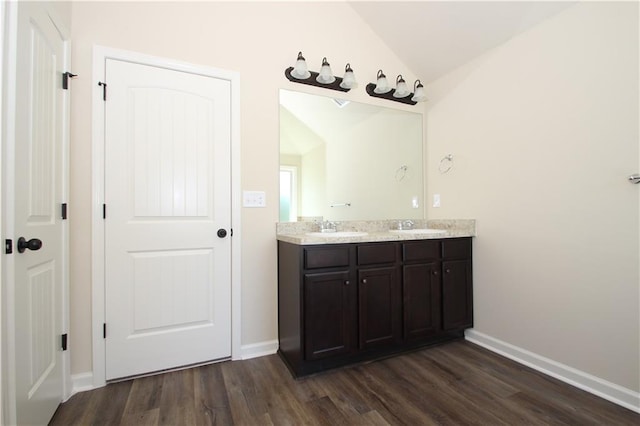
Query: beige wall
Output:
[[69, 1, 420, 374], [426, 2, 639, 391]]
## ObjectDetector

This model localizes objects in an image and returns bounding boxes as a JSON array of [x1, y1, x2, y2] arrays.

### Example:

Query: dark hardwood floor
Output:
[[50, 341, 639, 425]]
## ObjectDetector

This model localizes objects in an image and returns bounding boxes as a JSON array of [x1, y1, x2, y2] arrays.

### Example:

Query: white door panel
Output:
[[104, 59, 231, 380], [11, 2, 66, 424]]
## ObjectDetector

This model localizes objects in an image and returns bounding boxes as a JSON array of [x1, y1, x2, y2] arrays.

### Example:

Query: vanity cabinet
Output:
[[278, 237, 472, 377], [356, 243, 401, 350], [303, 270, 353, 360], [402, 238, 473, 338], [402, 240, 442, 341], [441, 239, 473, 330]]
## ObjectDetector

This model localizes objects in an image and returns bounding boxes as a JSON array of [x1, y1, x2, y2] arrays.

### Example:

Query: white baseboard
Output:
[[70, 372, 97, 397], [465, 329, 640, 413], [241, 340, 279, 360], [69, 341, 279, 397]]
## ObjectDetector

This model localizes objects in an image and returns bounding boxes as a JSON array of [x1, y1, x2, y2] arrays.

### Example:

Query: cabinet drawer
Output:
[[304, 246, 350, 269], [357, 243, 397, 265], [442, 238, 471, 259], [403, 240, 440, 262]]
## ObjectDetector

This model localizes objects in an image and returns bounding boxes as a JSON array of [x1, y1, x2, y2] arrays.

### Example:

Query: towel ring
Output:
[[439, 154, 453, 174], [395, 165, 408, 181]]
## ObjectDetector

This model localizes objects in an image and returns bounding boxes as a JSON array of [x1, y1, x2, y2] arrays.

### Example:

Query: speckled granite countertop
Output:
[[276, 219, 475, 245]]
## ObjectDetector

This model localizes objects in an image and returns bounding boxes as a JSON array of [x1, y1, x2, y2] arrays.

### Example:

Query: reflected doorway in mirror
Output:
[[280, 166, 298, 222]]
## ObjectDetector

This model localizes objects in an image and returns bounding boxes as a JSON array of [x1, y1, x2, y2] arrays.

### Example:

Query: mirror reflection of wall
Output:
[[279, 89, 424, 222]]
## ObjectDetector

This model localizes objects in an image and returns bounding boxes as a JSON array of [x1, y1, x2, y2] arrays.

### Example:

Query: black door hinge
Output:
[[61, 203, 68, 220], [61, 334, 68, 351], [5, 239, 12, 254], [62, 72, 77, 90], [103, 323, 107, 339], [103, 204, 106, 219], [98, 81, 107, 101]]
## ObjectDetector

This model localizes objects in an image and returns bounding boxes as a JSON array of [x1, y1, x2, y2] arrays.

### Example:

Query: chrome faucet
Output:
[[316, 220, 338, 233], [397, 220, 414, 230]]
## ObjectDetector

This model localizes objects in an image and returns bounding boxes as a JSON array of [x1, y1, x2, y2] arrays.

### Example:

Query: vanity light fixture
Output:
[[285, 51, 357, 93], [366, 70, 427, 105], [290, 52, 310, 79], [373, 70, 391, 94], [340, 64, 358, 89], [393, 75, 410, 98], [412, 80, 428, 103], [316, 57, 335, 84]]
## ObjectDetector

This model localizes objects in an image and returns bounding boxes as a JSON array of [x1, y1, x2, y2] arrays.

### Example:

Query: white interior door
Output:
[[11, 2, 66, 424], [104, 59, 232, 380]]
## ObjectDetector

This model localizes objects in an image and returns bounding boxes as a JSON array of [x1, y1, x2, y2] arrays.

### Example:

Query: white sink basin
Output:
[[389, 229, 446, 235], [306, 231, 368, 238]]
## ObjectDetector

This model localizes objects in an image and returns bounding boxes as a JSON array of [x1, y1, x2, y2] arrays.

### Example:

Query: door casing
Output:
[[91, 46, 242, 388]]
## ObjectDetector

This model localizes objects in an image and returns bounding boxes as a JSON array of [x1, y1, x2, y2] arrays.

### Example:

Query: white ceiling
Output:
[[349, 1, 575, 84]]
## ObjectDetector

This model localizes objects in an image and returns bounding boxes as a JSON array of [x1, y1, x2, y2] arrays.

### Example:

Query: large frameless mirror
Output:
[[279, 89, 424, 222]]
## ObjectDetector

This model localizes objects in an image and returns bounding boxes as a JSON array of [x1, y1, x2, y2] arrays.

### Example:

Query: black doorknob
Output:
[[17, 237, 42, 253], [217, 229, 227, 238]]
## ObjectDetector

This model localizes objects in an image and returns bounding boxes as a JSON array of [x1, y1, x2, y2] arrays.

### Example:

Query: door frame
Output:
[[91, 46, 242, 388], [1, 1, 72, 423]]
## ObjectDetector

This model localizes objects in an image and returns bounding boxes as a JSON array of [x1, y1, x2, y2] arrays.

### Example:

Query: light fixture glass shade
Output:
[[411, 80, 427, 102], [393, 75, 410, 98], [316, 57, 336, 84], [340, 63, 358, 89], [374, 69, 392, 94], [291, 51, 310, 79]]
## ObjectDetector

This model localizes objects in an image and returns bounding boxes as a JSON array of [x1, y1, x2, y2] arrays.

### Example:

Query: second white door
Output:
[[12, 2, 67, 424], [104, 58, 232, 380]]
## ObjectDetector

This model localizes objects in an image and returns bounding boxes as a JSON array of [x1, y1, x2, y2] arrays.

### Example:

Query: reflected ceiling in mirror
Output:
[[279, 89, 424, 222]]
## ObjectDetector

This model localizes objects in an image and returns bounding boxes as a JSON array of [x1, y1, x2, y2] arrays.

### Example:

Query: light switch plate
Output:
[[243, 191, 266, 207], [433, 194, 441, 208]]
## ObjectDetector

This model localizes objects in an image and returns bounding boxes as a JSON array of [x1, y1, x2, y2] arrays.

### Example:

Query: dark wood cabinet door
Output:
[[358, 267, 401, 350], [442, 259, 473, 330], [303, 271, 353, 360], [403, 263, 442, 340]]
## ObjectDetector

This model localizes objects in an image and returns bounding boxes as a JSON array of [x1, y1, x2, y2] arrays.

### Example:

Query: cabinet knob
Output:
[[362, 278, 368, 284], [445, 269, 451, 273], [433, 270, 438, 276], [345, 280, 350, 285]]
